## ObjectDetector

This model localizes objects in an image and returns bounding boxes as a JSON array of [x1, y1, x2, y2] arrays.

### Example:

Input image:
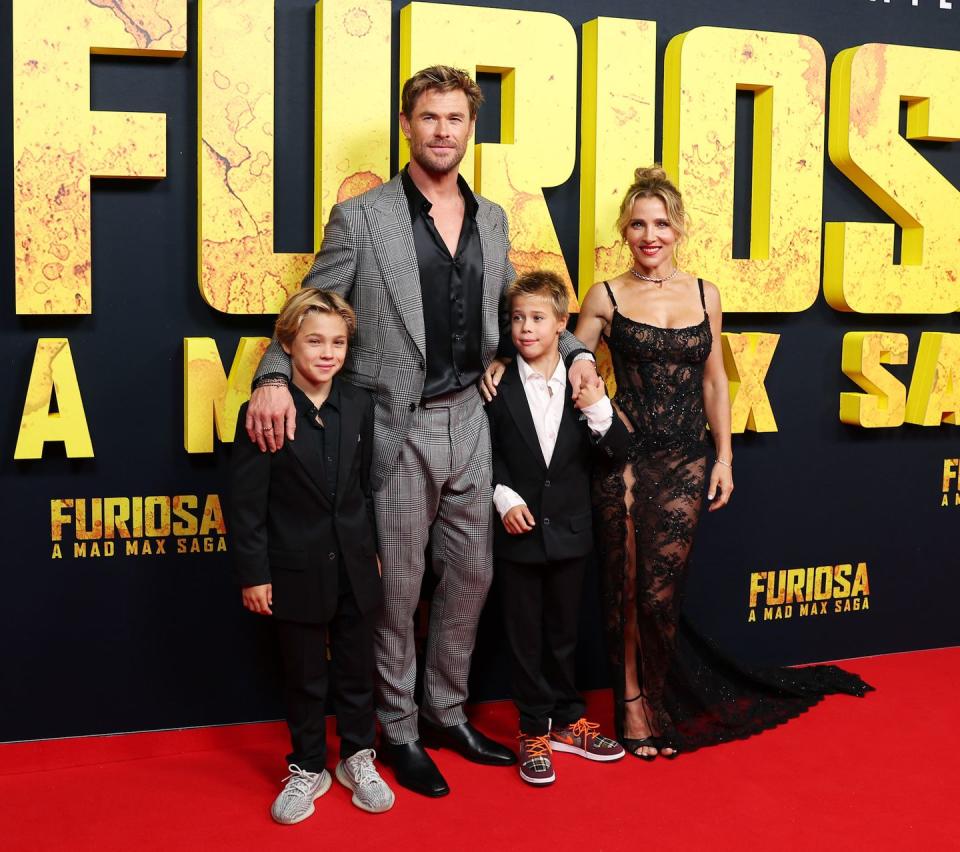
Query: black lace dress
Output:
[[593, 280, 872, 752]]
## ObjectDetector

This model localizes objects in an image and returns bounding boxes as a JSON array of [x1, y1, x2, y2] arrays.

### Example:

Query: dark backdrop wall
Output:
[[2, 0, 958, 742]]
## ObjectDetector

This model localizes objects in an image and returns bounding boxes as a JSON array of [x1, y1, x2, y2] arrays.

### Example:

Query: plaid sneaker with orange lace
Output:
[[550, 718, 625, 762], [517, 733, 556, 785]]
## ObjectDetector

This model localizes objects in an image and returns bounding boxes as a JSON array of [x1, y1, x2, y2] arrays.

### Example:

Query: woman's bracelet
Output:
[[715, 458, 732, 469]]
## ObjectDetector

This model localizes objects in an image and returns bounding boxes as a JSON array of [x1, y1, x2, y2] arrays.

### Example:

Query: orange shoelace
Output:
[[518, 734, 552, 758], [567, 718, 599, 741]]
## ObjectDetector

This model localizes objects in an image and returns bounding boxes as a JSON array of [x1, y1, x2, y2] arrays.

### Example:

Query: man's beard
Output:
[[410, 140, 466, 176]]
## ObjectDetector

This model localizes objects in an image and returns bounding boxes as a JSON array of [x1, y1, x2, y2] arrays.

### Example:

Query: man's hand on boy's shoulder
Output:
[[246, 384, 297, 452], [503, 505, 536, 535], [242, 583, 273, 615]]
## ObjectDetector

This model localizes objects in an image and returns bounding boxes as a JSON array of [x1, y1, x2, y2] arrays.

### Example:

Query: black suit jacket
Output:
[[486, 360, 630, 564], [229, 379, 381, 624]]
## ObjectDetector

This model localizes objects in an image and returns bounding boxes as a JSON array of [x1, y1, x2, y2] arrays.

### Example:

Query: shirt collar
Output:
[[516, 354, 565, 390], [400, 165, 479, 222], [290, 380, 341, 421]]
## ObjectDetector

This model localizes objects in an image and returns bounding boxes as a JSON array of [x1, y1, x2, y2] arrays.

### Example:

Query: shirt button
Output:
[[543, 518, 550, 526], [409, 402, 416, 412], [328, 552, 336, 560], [544, 480, 551, 487]]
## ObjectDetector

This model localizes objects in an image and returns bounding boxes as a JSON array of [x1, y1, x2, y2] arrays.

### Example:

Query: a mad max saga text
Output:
[[748, 563, 871, 623], [49, 494, 227, 559]]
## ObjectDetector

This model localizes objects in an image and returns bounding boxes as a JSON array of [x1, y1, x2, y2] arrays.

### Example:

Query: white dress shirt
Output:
[[492, 355, 613, 518]]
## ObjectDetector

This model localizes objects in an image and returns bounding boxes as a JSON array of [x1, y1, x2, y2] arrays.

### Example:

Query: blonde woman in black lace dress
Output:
[[574, 166, 870, 759]]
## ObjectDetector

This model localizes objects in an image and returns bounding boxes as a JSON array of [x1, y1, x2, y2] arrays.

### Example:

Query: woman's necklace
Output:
[[630, 266, 679, 286]]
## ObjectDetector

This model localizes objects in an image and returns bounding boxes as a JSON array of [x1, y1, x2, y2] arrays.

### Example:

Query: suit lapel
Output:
[[364, 175, 426, 360], [548, 394, 581, 474], [500, 362, 547, 471], [476, 201, 503, 360], [286, 430, 333, 511], [335, 384, 361, 505]]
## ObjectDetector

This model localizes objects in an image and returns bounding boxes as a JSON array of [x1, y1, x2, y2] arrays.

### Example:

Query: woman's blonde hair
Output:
[[615, 165, 687, 244], [274, 289, 356, 348]]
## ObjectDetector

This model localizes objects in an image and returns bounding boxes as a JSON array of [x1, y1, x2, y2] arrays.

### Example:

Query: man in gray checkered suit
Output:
[[246, 66, 598, 797]]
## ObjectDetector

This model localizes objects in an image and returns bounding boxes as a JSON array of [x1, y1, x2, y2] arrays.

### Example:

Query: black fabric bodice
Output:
[[603, 282, 711, 460]]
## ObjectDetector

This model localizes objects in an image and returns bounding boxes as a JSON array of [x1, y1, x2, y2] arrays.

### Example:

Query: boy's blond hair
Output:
[[274, 289, 356, 348], [504, 270, 570, 321]]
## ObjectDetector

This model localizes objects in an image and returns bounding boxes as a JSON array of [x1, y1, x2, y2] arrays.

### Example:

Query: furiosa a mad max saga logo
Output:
[[748, 563, 870, 623], [49, 495, 226, 558]]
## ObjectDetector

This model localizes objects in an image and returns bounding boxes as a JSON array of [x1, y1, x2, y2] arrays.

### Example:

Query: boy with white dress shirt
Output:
[[486, 271, 629, 786]]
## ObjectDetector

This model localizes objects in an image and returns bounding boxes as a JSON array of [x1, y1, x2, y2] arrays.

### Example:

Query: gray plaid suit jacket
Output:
[[254, 172, 585, 490]]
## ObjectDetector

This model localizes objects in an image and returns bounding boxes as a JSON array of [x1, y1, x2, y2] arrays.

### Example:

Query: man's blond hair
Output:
[[401, 65, 484, 119]]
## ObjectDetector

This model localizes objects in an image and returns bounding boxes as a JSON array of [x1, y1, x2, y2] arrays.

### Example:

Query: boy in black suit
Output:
[[230, 289, 394, 821], [487, 271, 628, 786]]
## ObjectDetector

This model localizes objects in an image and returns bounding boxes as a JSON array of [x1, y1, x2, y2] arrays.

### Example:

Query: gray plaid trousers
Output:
[[373, 387, 493, 744]]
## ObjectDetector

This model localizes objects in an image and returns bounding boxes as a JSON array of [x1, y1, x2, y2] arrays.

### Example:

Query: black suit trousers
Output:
[[497, 555, 588, 735], [275, 570, 376, 772]]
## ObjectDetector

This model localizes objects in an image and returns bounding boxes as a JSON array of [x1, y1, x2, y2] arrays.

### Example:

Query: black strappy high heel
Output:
[[621, 695, 658, 761]]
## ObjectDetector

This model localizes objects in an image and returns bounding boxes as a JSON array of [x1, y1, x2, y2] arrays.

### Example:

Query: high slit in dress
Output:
[[592, 279, 872, 752]]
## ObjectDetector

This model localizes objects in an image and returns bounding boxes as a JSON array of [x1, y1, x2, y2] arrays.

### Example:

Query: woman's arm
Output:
[[701, 282, 734, 511], [573, 281, 614, 354]]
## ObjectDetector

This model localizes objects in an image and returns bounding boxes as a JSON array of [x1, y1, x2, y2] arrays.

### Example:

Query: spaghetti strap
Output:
[[604, 280, 619, 311], [697, 278, 706, 311]]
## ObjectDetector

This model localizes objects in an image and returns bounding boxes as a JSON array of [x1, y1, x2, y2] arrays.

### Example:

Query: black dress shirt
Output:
[[290, 382, 341, 502], [401, 167, 484, 399]]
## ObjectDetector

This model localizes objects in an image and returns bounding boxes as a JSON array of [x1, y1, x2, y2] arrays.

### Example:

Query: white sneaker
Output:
[[270, 764, 332, 825], [335, 749, 396, 813]]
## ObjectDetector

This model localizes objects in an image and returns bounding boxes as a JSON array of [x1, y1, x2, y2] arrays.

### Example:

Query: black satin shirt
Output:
[[401, 167, 484, 399]]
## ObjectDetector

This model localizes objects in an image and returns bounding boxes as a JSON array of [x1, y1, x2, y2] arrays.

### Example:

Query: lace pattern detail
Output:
[[594, 283, 872, 752]]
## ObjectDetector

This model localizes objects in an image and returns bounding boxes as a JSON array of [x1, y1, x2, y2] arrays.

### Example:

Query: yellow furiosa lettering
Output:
[[184, 337, 270, 452], [15, 339, 94, 459], [840, 332, 908, 428], [905, 333, 960, 426], [663, 27, 826, 312], [721, 333, 779, 433], [401, 2, 578, 307], [13, 0, 186, 314], [825, 44, 960, 313], [198, 0, 391, 313], [172, 495, 200, 537], [50, 500, 74, 542], [578, 17, 656, 300], [944, 459, 959, 493]]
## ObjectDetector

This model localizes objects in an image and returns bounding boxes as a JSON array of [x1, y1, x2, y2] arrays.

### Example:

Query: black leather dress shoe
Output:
[[421, 721, 517, 766], [381, 740, 450, 797]]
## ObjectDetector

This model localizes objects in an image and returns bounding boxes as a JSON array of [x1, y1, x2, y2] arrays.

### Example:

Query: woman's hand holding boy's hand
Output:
[[502, 505, 536, 535], [242, 584, 273, 615], [574, 375, 606, 409]]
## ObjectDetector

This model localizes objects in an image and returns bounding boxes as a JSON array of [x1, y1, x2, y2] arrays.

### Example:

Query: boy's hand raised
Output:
[[574, 375, 606, 409], [242, 584, 273, 615], [503, 505, 536, 535], [568, 358, 603, 402]]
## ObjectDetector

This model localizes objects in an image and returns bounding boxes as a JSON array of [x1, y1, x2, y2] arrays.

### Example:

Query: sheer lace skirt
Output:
[[593, 448, 872, 753]]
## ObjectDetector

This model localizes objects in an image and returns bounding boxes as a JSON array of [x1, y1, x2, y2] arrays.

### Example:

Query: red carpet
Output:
[[2, 648, 958, 851]]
